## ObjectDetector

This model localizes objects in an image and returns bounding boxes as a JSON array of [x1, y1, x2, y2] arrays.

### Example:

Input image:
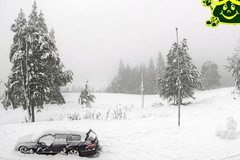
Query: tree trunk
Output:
[[24, 42, 32, 122], [27, 105, 31, 122], [142, 93, 144, 108], [31, 102, 35, 122], [28, 92, 32, 122]]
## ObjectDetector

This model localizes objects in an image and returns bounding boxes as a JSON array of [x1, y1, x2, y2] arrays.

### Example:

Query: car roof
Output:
[[31, 128, 90, 142]]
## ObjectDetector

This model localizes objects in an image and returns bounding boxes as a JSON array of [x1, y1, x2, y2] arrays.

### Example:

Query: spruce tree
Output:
[[130, 65, 141, 94], [225, 38, 240, 91], [145, 58, 155, 94], [118, 59, 126, 93], [78, 80, 96, 107], [106, 59, 133, 93], [201, 61, 221, 90], [124, 63, 131, 93], [38, 10, 48, 34], [156, 51, 166, 81], [226, 56, 240, 91], [106, 57, 161, 94], [140, 62, 147, 77], [157, 39, 202, 104], [3, 2, 73, 122]]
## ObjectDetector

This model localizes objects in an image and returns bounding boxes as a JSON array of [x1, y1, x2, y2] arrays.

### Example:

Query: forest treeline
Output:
[[106, 52, 166, 94]]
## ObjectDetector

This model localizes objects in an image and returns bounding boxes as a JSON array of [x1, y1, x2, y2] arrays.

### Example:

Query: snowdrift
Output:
[[1, 87, 240, 160]]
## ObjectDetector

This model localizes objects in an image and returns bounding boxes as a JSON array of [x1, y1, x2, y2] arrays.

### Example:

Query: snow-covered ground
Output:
[[1, 87, 240, 160]]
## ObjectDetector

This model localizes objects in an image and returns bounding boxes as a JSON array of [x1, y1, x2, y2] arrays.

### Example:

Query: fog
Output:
[[0, 0, 239, 93]]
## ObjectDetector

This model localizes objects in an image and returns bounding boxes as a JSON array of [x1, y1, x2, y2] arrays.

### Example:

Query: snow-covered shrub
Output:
[[220, 129, 228, 139], [151, 102, 163, 108], [215, 125, 221, 137], [96, 112, 102, 120], [105, 109, 111, 121], [105, 106, 128, 120], [60, 110, 102, 121], [112, 107, 127, 120], [82, 110, 95, 120], [215, 117, 238, 139], [228, 129, 237, 139], [141, 113, 152, 118], [200, 61, 221, 90], [141, 113, 170, 119], [227, 117, 237, 130], [232, 88, 240, 94], [46, 117, 54, 121], [67, 112, 81, 121]]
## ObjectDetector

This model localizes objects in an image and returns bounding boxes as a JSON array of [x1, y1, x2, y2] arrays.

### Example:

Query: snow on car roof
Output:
[[31, 128, 90, 142]]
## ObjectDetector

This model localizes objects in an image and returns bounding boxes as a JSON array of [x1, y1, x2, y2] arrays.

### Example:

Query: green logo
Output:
[[202, 0, 240, 27]]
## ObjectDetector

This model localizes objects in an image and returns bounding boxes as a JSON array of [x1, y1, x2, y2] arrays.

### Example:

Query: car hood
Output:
[[17, 134, 34, 143]]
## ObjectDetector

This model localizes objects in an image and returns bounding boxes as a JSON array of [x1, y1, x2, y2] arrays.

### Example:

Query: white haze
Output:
[[0, 0, 239, 92]]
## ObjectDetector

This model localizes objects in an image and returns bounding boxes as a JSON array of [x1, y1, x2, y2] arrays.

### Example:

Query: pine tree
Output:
[[145, 58, 156, 94], [225, 38, 240, 91], [106, 77, 117, 93], [157, 39, 202, 104], [130, 65, 141, 94], [124, 63, 131, 93], [78, 80, 96, 107], [4, 9, 29, 112], [43, 28, 73, 104], [156, 51, 166, 82], [226, 56, 240, 91], [106, 59, 132, 93], [2, 2, 73, 122], [38, 10, 48, 34], [106, 57, 159, 94], [106, 59, 124, 93], [201, 61, 221, 90], [140, 62, 147, 77], [118, 59, 126, 93]]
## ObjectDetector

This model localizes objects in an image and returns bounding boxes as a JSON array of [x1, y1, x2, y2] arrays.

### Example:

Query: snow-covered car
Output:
[[15, 128, 100, 157]]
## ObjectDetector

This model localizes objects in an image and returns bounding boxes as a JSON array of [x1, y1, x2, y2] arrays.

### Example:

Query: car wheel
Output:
[[68, 149, 79, 156], [19, 146, 30, 154]]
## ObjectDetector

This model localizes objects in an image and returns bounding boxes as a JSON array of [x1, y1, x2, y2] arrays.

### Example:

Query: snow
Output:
[[31, 128, 89, 142], [1, 87, 240, 160]]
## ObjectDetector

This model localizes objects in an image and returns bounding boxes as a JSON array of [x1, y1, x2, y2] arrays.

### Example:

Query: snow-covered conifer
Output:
[[156, 51, 166, 82], [2, 1, 73, 122], [78, 80, 96, 107], [157, 39, 202, 104], [201, 61, 221, 90], [226, 39, 240, 92], [145, 58, 155, 94]]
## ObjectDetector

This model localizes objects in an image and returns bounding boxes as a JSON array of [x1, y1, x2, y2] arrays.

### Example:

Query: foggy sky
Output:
[[0, 0, 239, 92]]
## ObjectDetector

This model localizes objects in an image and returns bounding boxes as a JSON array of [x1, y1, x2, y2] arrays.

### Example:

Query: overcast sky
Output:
[[0, 0, 240, 92]]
